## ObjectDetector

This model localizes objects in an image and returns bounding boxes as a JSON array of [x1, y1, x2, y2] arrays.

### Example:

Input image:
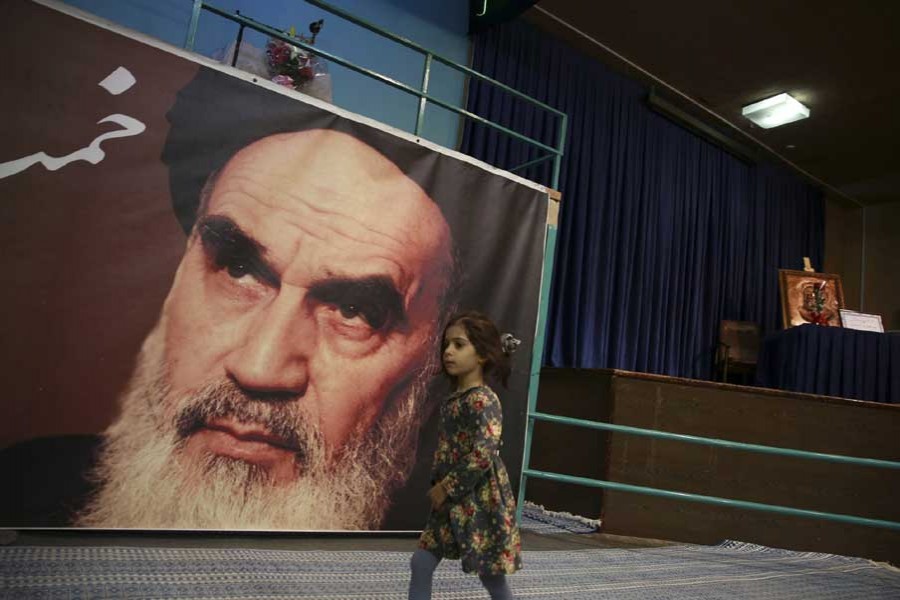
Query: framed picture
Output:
[[839, 309, 884, 333], [778, 270, 845, 329]]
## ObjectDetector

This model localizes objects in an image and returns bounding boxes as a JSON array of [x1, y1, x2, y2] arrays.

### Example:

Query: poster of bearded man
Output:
[[0, 0, 551, 532]]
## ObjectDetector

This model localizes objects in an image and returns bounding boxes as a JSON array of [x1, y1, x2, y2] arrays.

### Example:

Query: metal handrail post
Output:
[[517, 110, 564, 518], [415, 53, 433, 136], [551, 113, 567, 190], [231, 11, 245, 67], [516, 225, 559, 524], [184, 0, 203, 50]]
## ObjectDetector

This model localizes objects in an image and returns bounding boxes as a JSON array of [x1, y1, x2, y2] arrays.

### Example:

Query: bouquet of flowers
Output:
[[807, 281, 829, 325], [266, 20, 325, 91]]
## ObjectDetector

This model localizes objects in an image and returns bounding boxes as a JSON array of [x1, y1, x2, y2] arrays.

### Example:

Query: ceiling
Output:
[[525, 0, 900, 207]]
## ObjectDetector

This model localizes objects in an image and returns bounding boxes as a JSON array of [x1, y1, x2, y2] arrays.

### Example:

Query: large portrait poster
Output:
[[0, 0, 549, 531]]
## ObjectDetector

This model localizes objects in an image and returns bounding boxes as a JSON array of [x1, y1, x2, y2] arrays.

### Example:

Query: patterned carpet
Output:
[[2, 508, 898, 599], [520, 501, 600, 534], [3, 540, 899, 599]]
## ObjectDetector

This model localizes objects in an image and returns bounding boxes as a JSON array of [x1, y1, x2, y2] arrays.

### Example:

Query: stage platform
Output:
[[528, 368, 900, 564]]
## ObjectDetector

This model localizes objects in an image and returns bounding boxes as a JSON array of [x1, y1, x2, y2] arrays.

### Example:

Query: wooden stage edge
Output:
[[600, 367, 900, 411], [528, 367, 900, 564]]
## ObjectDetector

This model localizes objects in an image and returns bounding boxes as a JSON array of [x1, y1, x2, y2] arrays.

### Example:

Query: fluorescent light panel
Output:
[[742, 93, 809, 129]]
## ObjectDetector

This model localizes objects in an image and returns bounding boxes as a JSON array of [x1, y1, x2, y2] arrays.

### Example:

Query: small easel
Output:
[[802, 257, 815, 272]]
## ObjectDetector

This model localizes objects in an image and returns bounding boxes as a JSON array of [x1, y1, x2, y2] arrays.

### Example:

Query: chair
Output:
[[716, 320, 760, 383]]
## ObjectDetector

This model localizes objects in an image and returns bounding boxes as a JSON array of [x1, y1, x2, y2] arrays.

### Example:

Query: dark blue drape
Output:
[[756, 326, 899, 404], [460, 20, 824, 380]]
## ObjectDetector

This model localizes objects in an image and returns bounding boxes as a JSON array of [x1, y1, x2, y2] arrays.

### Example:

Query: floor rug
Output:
[[3, 540, 898, 599]]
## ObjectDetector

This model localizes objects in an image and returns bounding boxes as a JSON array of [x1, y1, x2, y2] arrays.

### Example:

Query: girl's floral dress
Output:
[[417, 385, 522, 575]]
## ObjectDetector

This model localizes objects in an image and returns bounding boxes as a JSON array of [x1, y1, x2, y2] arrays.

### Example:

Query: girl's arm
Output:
[[440, 389, 502, 500]]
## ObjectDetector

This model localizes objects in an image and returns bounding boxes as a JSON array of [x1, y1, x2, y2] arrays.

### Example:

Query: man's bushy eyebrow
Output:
[[197, 215, 412, 330], [308, 276, 407, 329], [197, 214, 280, 287]]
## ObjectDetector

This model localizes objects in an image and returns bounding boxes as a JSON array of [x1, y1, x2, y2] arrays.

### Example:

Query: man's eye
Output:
[[338, 302, 388, 330], [339, 303, 360, 319], [226, 261, 250, 279]]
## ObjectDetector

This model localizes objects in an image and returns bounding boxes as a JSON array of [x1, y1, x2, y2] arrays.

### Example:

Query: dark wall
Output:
[[527, 369, 611, 518], [862, 200, 900, 330], [824, 195, 900, 330], [823, 194, 863, 311]]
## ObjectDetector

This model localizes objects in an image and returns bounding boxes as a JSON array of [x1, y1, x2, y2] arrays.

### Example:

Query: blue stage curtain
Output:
[[756, 326, 899, 404], [461, 20, 824, 379]]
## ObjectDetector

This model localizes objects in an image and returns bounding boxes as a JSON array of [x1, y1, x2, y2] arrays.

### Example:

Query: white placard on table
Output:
[[839, 309, 884, 333]]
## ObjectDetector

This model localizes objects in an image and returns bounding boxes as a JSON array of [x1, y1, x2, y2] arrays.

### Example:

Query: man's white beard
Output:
[[76, 323, 432, 530]]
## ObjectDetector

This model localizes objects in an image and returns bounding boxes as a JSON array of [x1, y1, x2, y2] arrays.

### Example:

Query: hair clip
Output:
[[500, 333, 521, 356]]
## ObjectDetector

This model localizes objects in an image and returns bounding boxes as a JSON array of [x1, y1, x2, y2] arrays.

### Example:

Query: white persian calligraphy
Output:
[[0, 67, 146, 180], [99, 66, 137, 95]]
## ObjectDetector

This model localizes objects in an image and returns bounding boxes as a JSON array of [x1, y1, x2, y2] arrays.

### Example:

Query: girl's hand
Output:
[[427, 482, 448, 510]]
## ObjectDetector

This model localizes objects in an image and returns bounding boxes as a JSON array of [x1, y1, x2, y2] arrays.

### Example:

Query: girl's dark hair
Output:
[[441, 310, 512, 387]]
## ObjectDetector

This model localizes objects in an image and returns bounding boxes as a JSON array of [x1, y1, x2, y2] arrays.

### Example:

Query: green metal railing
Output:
[[183, 0, 568, 189], [516, 410, 900, 532]]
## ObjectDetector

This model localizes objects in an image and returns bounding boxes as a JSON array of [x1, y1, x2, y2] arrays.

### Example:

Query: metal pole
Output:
[[530, 412, 900, 470], [415, 54, 433, 136], [184, 0, 203, 50], [525, 468, 900, 531], [516, 225, 559, 523], [552, 113, 567, 190], [231, 13, 245, 67], [510, 153, 554, 174]]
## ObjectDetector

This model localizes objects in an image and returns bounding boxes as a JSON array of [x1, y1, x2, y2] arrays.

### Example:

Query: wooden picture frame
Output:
[[778, 270, 845, 329]]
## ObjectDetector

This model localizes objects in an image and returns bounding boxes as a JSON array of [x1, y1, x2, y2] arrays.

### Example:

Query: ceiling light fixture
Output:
[[741, 93, 810, 129]]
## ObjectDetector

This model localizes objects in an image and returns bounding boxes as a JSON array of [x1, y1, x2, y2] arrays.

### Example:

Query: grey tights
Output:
[[408, 548, 514, 600]]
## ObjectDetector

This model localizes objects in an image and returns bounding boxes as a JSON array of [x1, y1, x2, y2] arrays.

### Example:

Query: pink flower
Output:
[[267, 43, 290, 66], [271, 75, 295, 88]]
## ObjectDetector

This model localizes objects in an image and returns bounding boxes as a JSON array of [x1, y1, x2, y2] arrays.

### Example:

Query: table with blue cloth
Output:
[[755, 324, 899, 404]]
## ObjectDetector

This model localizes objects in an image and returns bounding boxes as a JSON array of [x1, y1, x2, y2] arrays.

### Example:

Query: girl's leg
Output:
[[478, 572, 515, 600], [408, 548, 441, 600]]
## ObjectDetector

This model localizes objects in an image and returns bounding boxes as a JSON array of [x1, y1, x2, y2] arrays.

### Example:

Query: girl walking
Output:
[[408, 311, 522, 600]]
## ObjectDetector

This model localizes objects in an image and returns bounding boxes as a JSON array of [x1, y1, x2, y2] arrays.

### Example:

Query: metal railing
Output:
[[183, 0, 568, 189], [516, 410, 900, 531]]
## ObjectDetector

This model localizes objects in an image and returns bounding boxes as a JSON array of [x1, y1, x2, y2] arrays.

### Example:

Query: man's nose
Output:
[[224, 289, 312, 396]]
